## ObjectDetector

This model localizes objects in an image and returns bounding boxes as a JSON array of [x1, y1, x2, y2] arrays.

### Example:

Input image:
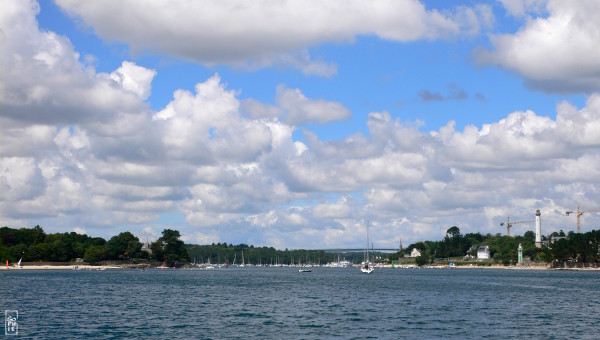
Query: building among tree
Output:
[[410, 248, 421, 257], [141, 241, 152, 256], [477, 245, 490, 260]]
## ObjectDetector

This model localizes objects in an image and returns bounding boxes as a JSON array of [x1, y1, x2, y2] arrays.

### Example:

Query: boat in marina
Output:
[[361, 220, 374, 274], [240, 250, 245, 267], [205, 257, 214, 270], [339, 260, 352, 268], [325, 255, 352, 268], [298, 253, 312, 272]]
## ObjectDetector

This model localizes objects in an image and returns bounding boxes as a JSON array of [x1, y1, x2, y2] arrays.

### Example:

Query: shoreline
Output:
[[2, 263, 599, 271], [0, 265, 125, 270], [384, 264, 600, 271]]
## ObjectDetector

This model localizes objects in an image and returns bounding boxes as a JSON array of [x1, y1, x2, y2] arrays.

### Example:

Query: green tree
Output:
[[155, 229, 189, 265], [551, 238, 570, 264], [523, 231, 535, 242], [415, 253, 428, 266], [150, 241, 165, 261], [106, 232, 142, 260], [44, 234, 72, 261], [10, 244, 27, 262], [83, 245, 108, 264], [439, 226, 472, 258], [446, 226, 461, 239]]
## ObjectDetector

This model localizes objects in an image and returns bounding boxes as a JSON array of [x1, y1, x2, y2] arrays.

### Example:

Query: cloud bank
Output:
[[2, 0, 600, 248], [478, 0, 600, 93], [54, 0, 492, 75]]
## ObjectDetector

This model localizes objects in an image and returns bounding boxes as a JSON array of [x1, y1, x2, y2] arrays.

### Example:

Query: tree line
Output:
[[544, 230, 600, 265], [0, 226, 188, 266], [394, 226, 600, 266], [0, 226, 367, 267], [186, 243, 359, 266], [5, 225, 596, 268]]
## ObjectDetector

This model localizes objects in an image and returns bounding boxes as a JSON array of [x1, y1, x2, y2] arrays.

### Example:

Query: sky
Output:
[[1, 0, 600, 249]]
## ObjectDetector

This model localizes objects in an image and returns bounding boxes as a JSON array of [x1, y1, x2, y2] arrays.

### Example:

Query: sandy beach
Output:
[[1, 265, 124, 270]]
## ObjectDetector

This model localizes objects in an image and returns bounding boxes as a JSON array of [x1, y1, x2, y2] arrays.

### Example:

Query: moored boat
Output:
[[361, 220, 374, 274]]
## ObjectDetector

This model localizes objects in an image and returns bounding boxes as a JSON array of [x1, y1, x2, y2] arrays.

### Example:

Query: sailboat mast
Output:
[[366, 219, 370, 262]]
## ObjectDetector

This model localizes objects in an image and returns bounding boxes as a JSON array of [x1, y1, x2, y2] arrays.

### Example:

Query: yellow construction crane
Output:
[[565, 205, 600, 233], [500, 217, 534, 237]]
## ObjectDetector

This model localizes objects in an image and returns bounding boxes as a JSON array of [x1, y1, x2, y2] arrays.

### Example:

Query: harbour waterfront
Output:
[[2, 267, 599, 338]]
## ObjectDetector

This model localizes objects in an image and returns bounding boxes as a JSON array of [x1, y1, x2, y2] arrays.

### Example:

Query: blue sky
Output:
[[35, 0, 585, 133], [2, 0, 599, 248]]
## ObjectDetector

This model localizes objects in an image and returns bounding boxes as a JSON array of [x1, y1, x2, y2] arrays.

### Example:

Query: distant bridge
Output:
[[319, 248, 399, 253]]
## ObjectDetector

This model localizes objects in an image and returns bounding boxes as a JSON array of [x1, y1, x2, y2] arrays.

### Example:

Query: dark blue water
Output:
[[1, 267, 599, 339]]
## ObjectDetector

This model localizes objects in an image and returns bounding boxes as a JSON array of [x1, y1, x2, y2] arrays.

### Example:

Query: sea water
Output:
[[1, 267, 599, 339]]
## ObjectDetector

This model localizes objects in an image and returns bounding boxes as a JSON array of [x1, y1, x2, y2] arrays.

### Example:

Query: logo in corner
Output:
[[5, 310, 18, 335]]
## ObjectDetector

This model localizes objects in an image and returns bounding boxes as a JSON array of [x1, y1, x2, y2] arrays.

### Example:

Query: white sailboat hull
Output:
[[361, 219, 375, 274]]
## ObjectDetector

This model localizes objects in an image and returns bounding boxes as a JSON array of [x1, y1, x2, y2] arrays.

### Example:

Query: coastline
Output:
[[384, 264, 600, 271], [0, 265, 124, 270], [3, 263, 599, 271]]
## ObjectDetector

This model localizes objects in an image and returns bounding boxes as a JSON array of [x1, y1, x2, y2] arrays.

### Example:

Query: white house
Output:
[[410, 248, 422, 257], [477, 245, 490, 260]]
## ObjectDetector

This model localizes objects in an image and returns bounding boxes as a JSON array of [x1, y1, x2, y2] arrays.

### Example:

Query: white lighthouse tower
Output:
[[535, 209, 542, 248]]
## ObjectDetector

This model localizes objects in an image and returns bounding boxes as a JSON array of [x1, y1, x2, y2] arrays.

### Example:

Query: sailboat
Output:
[[240, 250, 245, 267], [299, 253, 312, 272], [361, 220, 374, 274], [205, 256, 214, 270]]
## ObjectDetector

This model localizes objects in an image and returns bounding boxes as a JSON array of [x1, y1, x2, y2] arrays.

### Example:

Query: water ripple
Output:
[[1, 268, 599, 338]]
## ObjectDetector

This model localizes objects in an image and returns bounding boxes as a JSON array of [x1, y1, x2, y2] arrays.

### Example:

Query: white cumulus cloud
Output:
[[2, 0, 600, 247], [55, 0, 492, 74], [476, 0, 600, 93], [276, 85, 351, 125], [109, 61, 157, 100]]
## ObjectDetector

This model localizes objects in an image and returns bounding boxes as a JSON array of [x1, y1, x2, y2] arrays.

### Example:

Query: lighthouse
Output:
[[535, 209, 542, 248]]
